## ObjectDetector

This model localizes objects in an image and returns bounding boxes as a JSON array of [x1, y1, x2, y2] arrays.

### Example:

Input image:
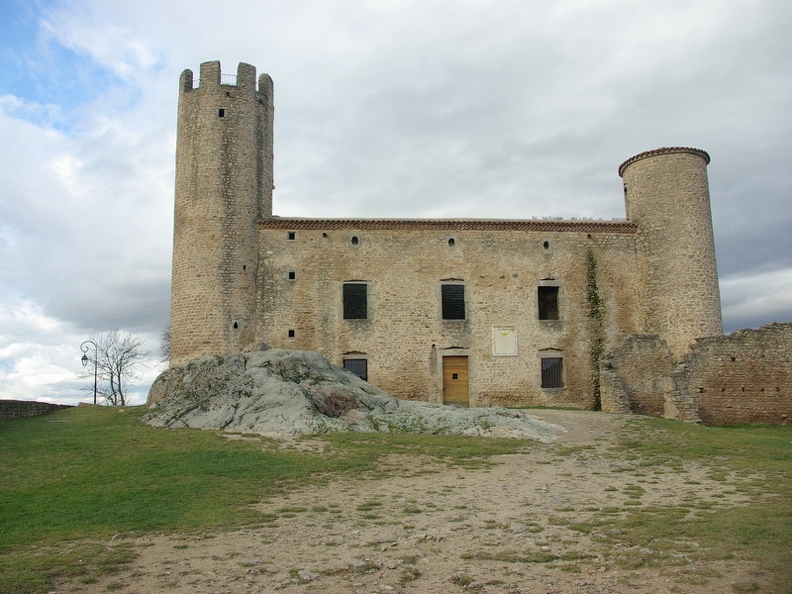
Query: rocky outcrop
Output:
[[143, 349, 563, 441]]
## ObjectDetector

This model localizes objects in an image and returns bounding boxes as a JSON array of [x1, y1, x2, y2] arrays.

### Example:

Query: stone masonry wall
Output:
[[620, 149, 723, 357], [600, 335, 675, 416], [682, 323, 792, 425], [602, 324, 792, 425], [170, 62, 273, 366], [0, 400, 72, 420], [257, 219, 642, 407]]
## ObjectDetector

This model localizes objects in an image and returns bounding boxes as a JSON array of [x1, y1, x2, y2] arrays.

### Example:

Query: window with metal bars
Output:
[[442, 284, 465, 320], [343, 283, 368, 319], [541, 357, 564, 388], [343, 359, 368, 381], [538, 286, 559, 320]]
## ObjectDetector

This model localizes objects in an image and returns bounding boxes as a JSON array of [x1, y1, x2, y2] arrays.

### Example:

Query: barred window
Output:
[[541, 357, 564, 388], [343, 283, 367, 320], [442, 284, 465, 320], [343, 359, 368, 381], [538, 286, 559, 320]]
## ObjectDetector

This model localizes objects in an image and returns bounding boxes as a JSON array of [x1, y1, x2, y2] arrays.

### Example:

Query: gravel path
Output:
[[57, 410, 765, 593]]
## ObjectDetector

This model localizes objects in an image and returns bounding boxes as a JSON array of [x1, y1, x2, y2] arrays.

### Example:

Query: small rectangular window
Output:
[[442, 284, 465, 320], [343, 283, 367, 319], [343, 359, 368, 381], [287, 231, 296, 240], [218, 108, 226, 118], [538, 286, 559, 320], [541, 357, 564, 388]]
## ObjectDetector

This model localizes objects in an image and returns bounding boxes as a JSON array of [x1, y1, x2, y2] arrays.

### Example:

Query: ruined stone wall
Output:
[[683, 323, 792, 425], [602, 325, 792, 425], [599, 335, 675, 416], [0, 400, 72, 420], [257, 219, 642, 407]]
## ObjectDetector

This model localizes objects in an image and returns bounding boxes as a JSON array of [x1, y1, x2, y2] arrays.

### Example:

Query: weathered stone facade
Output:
[[168, 61, 727, 411], [620, 149, 723, 356], [258, 220, 641, 407], [171, 61, 273, 365]]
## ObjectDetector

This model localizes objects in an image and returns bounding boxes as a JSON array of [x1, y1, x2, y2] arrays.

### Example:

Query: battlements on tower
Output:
[[178, 61, 273, 96]]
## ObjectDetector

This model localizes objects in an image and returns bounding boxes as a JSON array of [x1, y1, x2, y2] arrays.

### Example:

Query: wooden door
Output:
[[442, 356, 469, 407]]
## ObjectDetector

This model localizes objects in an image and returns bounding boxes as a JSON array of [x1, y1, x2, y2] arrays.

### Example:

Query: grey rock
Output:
[[142, 349, 563, 441]]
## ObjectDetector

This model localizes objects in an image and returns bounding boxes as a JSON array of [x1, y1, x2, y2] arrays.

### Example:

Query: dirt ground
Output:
[[56, 410, 770, 593]]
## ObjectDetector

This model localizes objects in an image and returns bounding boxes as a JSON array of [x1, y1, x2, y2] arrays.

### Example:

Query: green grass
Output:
[[0, 405, 525, 593], [1, 408, 790, 593], [602, 419, 792, 591]]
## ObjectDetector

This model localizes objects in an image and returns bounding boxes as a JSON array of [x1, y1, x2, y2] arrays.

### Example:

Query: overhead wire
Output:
[[0, 299, 170, 342]]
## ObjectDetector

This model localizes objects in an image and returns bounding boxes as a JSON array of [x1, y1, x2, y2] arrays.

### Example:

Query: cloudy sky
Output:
[[1, 0, 790, 406]]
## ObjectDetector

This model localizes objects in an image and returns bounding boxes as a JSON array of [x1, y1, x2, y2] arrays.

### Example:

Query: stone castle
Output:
[[167, 61, 791, 423]]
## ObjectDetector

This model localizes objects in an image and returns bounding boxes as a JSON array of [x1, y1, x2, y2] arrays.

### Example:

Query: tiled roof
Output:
[[259, 217, 638, 233], [618, 147, 710, 177]]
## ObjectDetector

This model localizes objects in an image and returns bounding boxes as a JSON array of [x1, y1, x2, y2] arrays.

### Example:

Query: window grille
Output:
[[541, 357, 564, 388], [343, 359, 368, 381], [343, 283, 367, 319], [442, 284, 465, 320]]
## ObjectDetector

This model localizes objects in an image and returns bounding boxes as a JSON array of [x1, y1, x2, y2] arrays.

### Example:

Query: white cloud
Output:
[[0, 0, 790, 404], [39, 2, 164, 81], [721, 269, 792, 332]]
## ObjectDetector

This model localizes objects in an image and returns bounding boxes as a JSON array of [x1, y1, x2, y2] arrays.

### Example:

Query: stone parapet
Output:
[[0, 400, 72, 420]]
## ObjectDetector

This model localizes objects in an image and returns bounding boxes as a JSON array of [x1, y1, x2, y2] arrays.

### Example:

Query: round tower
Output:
[[619, 147, 722, 356], [170, 61, 274, 366]]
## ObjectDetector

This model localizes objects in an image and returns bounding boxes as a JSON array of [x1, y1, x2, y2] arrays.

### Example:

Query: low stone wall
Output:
[[683, 323, 792, 425], [602, 324, 792, 425], [600, 335, 675, 416], [0, 400, 73, 420]]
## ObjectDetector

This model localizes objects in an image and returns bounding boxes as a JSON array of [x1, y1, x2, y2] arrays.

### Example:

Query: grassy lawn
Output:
[[0, 406, 790, 593], [460, 418, 792, 592], [603, 418, 792, 590], [0, 405, 525, 593]]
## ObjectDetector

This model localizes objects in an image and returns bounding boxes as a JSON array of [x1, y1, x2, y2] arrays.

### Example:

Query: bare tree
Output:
[[79, 329, 148, 406], [159, 324, 171, 364]]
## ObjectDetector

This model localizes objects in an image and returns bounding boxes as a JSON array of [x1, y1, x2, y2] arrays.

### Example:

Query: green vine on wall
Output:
[[586, 249, 604, 410]]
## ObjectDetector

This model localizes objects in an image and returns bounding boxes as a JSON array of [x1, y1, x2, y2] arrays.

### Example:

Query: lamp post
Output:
[[80, 340, 98, 405]]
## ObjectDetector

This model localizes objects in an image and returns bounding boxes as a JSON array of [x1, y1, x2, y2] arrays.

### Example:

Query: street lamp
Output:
[[80, 340, 98, 405]]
